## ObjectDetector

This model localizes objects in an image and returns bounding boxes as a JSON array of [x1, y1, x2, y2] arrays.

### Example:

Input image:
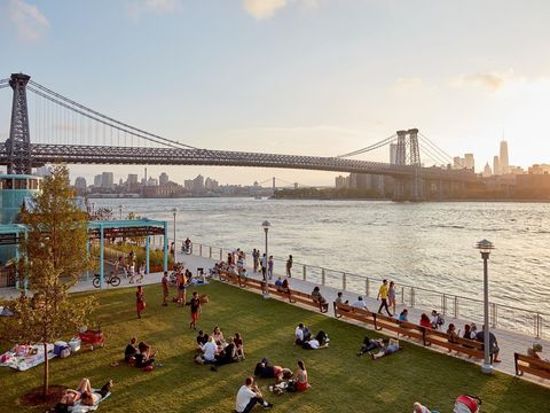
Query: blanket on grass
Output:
[[69, 390, 111, 413], [0, 343, 56, 371]]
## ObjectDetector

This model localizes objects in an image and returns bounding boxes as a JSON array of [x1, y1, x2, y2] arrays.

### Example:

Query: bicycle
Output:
[[93, 272, 121, 288]]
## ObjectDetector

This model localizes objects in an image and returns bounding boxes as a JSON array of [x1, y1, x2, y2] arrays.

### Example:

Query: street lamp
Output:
[[172, 208, 177, 257], [475, 239, 495, 374], [262, 220, 271, 280]]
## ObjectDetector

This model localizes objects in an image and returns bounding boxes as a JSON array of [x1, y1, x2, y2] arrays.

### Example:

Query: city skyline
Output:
[[2, 1, 550, 185]]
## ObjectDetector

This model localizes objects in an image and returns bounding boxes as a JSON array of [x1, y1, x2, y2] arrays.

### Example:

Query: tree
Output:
[[0, 165, 96, 398]]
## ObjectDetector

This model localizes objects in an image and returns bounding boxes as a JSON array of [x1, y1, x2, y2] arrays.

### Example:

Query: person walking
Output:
[[188, 291, 201, 330], [286, 255, 293, 278], [161, 271, 169, 306], [377, 279, 393, 317], [252, 249, 259, 273], [136, 286, 146, 319], [267, 255, 274, 280], [388, 281, 397, 315]]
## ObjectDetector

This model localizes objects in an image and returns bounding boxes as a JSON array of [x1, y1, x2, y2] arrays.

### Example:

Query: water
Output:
[[95, 198, 550, 318]]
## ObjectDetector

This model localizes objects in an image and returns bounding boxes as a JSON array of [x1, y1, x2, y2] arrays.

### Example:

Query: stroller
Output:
[[454, 395, 482, 413]]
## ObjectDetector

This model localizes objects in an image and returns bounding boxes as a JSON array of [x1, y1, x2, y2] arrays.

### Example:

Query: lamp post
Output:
[[172, 208, 177, 257], [475, 239, 495, 374], [118, 204, 123, 220], [262, 220, 271, 281]]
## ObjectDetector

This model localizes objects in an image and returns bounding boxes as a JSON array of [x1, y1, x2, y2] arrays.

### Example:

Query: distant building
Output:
[[101, 172, 114, 189], [389, 143, 398, 164], [192, 175, 205, 192], [143, 181, 184, 198], [500, 140, 509, 174], [159, 172, 169, 186], [528, 164, 550, 175], [493, 156, 501, 176], [93, 174, 102, 187], [482, 163, 492, 178], [205, 177, 219, 190], [335, 175, 349, 189], [147, 177, 159, 186], [74, 177, 87, 195], [127, 174, 139, 191], [453, 156, 465, 170], [464, 154, 475, 172]]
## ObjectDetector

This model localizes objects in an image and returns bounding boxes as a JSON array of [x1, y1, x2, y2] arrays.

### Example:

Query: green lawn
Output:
[[1, 281, 549, 412]]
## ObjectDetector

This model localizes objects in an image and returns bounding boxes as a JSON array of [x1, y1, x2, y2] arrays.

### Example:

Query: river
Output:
[[93, 198, 550, 326]]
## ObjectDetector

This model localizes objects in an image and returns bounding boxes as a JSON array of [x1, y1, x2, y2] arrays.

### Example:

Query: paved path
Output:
[[1, 251, 549, 388]]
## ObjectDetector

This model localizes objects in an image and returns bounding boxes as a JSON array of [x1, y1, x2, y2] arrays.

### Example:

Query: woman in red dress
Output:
[[136, 286, 146, 319]]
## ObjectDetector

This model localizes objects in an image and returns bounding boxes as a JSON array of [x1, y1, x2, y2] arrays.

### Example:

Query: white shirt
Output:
[[235, 385, 256, 412], [308, 339, 320, 349], [295, 326, 304, 342], [261, 256, 267, 267], [202, 342, 217, 361], [352, 300, 367, 310]]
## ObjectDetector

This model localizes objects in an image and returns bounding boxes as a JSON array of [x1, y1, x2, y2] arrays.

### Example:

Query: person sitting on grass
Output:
[[234, 332, 245, 360], [124, 337, 138, 363], [294, 323, 311, 346], [135, 342, 156, 368], [212, 326, 226, 346], [210, 337, 239, 371], [196, 330, 209, 353], [369, 338, 400, 360], [303, 330, 330, 350], [235, 376, 273, 413], [311, 286, 328, 311], [357, 335, 382, 356], [254, 358, 293, 382], [294, 360, 311, 392], [55, 378, 113, 411], [197, 336, 218, 365]]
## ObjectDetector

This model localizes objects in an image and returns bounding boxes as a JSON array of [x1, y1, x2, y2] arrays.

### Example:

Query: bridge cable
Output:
[[419, 133, 453, 163], [336, 133, 397, 158], [27, 86, 185, 150], [28, 80, 197, 150]]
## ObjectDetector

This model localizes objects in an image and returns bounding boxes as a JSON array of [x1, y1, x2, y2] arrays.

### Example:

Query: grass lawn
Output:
[[1, 281, 549, 412]]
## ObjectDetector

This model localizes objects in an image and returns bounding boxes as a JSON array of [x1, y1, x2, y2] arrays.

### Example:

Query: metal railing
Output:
[[184, 240, 548, 339]]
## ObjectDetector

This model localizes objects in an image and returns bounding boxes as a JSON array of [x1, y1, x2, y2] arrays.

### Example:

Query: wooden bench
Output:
[[289, 290, 329, 313], [218, 271, 247, 288], [424, 328, 484, 359], [374, 313, 427, 344], [514, 353, 550, 380], [333, 302, 376, 328]]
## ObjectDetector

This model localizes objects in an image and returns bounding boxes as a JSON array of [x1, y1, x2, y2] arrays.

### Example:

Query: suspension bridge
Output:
[[0, 73, 476, 201]]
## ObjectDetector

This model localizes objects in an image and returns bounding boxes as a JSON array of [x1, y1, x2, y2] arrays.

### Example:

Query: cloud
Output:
[[7, 0, 49, 42], [450, 70, 515, 92], [243, 0, 318, 20], [391, 77, 424, 92], [127, 0, 182, 19]]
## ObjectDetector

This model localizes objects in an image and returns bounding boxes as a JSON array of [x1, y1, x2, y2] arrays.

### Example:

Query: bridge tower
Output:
[[7, 73, 32, 174], [395, 130, 408, 165], [393, 128, 423, 201]]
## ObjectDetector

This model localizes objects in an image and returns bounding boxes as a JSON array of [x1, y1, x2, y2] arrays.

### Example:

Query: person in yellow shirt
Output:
[[377, 279, 393, 316]]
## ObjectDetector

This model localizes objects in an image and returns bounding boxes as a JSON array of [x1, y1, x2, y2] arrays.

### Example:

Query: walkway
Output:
[[1, 250, 548, 388]]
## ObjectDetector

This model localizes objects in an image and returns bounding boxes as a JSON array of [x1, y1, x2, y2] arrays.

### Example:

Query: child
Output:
[[136, 286, 146, 319], [161, 271, 169, 306]]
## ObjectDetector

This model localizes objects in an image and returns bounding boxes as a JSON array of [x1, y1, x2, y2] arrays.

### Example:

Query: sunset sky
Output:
[[1, 0, 549, 185]]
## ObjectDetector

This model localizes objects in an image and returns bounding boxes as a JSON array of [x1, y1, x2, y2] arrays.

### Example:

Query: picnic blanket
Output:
[[0, 343, 56, 371], [69, 390, 111, 413]]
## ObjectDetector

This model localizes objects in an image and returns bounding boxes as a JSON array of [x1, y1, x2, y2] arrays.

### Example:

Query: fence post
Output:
[[365, 278, 370, 297], [302, 265, 306, 281], [199, 244, 203, 257], [491, 303, 497, 328], [342, 272, 346, 291], [536, 313, 541, 339], [454, 296, 458, 319], [410, 288, 415, 308], [321, 268, 326, 286], [219, 249, 222, 261], [442, 294, 446, 316], [209, 246, 212, 259], [401, 286, 405, 304]]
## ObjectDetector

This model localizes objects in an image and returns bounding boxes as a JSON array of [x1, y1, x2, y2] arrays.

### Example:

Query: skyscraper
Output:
[[499, 140, 509, 174], [464, 154, 475, 172], [493, 156, 500, 176]]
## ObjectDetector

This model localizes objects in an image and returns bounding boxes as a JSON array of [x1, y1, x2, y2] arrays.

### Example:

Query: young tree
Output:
[[0, 165, 96, 398]]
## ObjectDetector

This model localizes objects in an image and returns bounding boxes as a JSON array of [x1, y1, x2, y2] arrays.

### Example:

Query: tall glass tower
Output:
[[500, 140, 509, 174]]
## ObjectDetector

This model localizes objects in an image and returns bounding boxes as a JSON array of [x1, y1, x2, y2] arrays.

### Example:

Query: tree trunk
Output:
[[43, 342, 49, 398]]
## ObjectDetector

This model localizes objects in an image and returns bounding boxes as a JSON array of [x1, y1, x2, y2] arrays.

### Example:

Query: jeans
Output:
[[377, 299, 392, 316]]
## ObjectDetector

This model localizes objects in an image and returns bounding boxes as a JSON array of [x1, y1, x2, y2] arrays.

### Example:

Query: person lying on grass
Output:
[[357, 335, 382, 356], [210, 337, 240, 371], [302, 330, 330, 350], [254, 358, 293, 382], [54, 378, 113, 411], [369, 338, 400, 360]]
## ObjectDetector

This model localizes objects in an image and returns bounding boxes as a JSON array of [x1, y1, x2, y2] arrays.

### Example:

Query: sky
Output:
[[1, 0, 550, 186]]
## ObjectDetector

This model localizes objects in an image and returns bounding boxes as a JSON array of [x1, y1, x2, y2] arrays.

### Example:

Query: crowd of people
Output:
[[194, 326, 245, 371]]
